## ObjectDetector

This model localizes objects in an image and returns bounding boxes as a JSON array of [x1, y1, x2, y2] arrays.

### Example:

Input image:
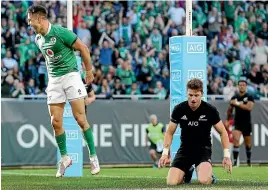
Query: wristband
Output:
[[224, 149, 230, 158], [235, 101, 241, 106], [162, 148, 169, 156]]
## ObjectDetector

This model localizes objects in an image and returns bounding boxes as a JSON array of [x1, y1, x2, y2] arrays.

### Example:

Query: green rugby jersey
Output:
[[35, 23, 78, 77]]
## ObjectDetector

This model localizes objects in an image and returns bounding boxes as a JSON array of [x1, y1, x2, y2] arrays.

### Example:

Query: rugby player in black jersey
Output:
[[226, 79, 254, 166], [158, 78, 232, 185]]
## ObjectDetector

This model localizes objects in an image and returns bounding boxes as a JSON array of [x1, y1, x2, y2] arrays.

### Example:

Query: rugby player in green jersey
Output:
[[27, 5, 100, 177]]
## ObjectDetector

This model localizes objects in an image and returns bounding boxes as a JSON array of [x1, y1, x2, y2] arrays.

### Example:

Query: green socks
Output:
[[55, 128, 96, 157], [55, 132, 67, 156], [83, 127, 96, 156]]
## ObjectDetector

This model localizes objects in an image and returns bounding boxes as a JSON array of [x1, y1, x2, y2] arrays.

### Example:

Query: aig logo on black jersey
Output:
[[188, 121, 199, 126]]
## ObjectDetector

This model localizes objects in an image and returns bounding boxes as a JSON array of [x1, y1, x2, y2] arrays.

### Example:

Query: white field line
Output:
[[1, 171, 246, 182]]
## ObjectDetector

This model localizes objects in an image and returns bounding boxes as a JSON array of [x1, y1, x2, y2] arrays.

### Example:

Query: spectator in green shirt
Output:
[[116, 60, 136, 90], [153, 81, 167, 100], [150, 27, 162, 53], [126, 82, 141, 95]]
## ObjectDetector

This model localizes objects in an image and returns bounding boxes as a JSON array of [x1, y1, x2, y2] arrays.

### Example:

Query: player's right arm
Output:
[[163, 121, 177, 153], [72, 39, 93, 84], [56, 26, 94, 84], [211, 106, 232, 174], [158, 121, 178, 168], [158, 105, 180, 168]]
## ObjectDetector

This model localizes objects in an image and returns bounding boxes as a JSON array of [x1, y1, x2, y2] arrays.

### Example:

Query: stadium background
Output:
[[2, 0, 268, 99], [1, 0, 268, 189]]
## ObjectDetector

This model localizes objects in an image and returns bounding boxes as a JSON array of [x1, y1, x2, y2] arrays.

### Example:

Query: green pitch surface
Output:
[[2, 167, 268, 189]]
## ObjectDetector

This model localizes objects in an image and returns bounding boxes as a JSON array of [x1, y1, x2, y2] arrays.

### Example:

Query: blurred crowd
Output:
[[1, 1, 268, 99]]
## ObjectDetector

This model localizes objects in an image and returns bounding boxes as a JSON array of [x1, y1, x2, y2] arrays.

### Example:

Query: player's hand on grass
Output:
[[158, 155, 169, 168], [222, 157, 232, 174], [86, 70, 94, 84]]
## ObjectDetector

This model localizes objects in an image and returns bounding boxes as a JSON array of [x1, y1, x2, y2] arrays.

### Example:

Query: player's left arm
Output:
[[213, 120, 232, 173], [213, 120, 230, 151], [56, 26, 93, 83], [233, 95, 255, 111], [237, 100, 254, 111], [211, 107, 232, 173], [72, 38, 92, 72]]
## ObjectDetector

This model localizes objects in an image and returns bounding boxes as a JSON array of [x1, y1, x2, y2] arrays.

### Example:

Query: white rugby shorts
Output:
[[46, 72, 87, 104]]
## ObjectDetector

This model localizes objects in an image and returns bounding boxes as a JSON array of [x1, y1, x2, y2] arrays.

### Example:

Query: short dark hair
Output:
[[187, 78, 203, 92], [27, 5, 48, 18]]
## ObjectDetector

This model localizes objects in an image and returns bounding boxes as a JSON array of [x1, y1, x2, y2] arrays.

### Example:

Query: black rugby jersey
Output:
[[171, 101, 221, 150], [231, 93, 254, 125]]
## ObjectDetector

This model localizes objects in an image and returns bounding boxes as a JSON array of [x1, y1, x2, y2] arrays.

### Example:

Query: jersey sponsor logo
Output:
[[51, 55, 62, 61], [188, 121, 199, 126], [199, 115, 207, 121], [243, 97, 248, 103], [46, 49, 54, 58], [50, 37, 56, 44], [78, 89, 81, 95], [181, 115, 188, 120]]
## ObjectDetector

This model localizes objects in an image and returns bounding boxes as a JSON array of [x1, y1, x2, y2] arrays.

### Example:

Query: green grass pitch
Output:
[[2, 167, 268, 189]]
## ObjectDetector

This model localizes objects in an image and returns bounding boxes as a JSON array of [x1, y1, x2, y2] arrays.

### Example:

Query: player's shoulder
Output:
[[231, 93, 238, 100], [174, 101, 188, 110], [245, 93, 255, 102], [53, 24, 64, 30], [245, 92, 254, 98], [53, 24, 70, 34], [201, 101, 218, 112]]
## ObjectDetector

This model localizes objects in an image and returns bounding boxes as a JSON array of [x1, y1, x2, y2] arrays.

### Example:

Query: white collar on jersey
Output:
[[44, 22, 51, 36]]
